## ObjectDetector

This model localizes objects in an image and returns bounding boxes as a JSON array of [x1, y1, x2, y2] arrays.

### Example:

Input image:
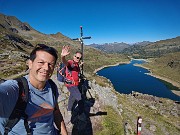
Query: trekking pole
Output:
[[72, 26, 91, 75], [137, 116, 142, 135]]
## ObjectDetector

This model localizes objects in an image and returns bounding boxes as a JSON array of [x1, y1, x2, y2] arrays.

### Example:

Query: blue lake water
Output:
[[97, 60, 180, 101]]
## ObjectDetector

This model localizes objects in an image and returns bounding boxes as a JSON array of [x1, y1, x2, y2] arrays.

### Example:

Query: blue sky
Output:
[[0, 0, 180, 45]]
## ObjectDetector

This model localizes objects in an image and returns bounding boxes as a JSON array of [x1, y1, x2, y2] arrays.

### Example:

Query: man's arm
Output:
[[61, 55, 68, 66], [0, 80, 19, 117], [54, 103, 68, 135]]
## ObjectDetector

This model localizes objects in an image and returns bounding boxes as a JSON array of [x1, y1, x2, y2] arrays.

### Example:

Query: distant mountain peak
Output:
[[50, 32, 66, 38], [133, 41, 153, 46], [89, 42, 130, 53]]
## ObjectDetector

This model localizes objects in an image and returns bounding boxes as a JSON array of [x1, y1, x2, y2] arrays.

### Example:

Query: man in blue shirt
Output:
[[0, 44, 68, 135]]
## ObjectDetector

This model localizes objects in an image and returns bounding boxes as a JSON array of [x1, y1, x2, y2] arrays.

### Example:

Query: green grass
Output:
[[144, 52, 180, 83], [95, 106, 124, 135]]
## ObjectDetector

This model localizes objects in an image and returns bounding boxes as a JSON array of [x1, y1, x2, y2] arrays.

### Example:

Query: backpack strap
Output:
[[48, 79, 58, 110], [48, 79, 57, 99], [4, 78, 57, 135], [4, 77, 31, 135]]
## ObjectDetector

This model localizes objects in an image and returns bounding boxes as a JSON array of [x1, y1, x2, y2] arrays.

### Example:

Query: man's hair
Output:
[[30, 44, 58, 63], [75, 51, 82, 55]]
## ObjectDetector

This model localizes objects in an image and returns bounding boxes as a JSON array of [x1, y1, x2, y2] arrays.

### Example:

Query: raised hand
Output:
[[61, 45, 70, 57]]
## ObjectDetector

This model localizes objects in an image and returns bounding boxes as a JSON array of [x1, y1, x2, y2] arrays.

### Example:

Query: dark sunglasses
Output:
[[75, 56, 81, 60]]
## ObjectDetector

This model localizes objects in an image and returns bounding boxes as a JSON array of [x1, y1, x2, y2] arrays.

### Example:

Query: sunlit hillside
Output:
[[0, 13, 129, 79], [144, 52, 180, 84]]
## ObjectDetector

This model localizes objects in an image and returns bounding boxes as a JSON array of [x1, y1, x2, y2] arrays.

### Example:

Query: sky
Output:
[[0, 0, 180, 45]]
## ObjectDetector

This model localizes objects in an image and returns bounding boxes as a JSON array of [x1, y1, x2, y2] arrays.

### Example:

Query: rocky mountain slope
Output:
[[122, 36, 180, 58], [0, 13, 128, 79], [89, 41, 152, 53], [89, 37, 180, 59]]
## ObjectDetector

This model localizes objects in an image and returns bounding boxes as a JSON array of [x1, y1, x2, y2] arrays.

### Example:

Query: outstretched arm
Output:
[[0, 80, 19, 117], [61, 46, 70, 66]]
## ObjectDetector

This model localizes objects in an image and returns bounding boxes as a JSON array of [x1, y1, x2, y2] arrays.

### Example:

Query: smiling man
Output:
[[61, 45, 84, 115], [0, 44, 68, 135]]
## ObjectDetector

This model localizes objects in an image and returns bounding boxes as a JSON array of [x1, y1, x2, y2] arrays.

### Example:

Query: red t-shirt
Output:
[[65, 60, 80, 87]]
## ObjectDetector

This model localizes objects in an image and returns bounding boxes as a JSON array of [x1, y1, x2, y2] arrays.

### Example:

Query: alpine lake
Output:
[[97, 59, 180, 101]]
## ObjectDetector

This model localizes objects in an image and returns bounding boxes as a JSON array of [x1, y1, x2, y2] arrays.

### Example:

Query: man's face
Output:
[[28, 51, 56, 82], [73, 53, 82, 63]]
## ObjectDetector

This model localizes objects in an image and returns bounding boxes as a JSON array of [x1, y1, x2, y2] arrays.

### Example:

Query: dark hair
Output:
[[75, 51, 82, 55], [30, 44, 58, 63]]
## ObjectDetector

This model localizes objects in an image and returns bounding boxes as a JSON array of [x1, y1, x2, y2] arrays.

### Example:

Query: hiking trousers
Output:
[[67, 86, 82, 111]]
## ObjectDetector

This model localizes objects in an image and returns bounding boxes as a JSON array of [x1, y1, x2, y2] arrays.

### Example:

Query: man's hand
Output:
[[61, 46, 70, 57], [79, 61, 84, 67]]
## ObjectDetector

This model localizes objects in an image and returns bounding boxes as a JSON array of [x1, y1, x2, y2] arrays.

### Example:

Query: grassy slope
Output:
[[95, 92, 180, 135], [143, 52, 180, 85]]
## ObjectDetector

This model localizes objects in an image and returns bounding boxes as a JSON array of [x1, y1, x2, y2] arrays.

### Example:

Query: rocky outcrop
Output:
[[20, 24, 30, 31], [9, 28, 18, 33]]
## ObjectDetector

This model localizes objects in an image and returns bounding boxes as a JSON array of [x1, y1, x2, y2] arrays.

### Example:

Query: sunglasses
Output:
[[75, 55, 81, 60]]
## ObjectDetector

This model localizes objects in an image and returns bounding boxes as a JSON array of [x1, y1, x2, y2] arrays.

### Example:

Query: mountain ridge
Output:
[[89, 36, 180, 59], [0, 13, 129, 78]]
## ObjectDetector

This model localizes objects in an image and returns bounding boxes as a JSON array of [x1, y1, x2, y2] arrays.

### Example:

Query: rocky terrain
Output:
[[51, 74, 180, 135]]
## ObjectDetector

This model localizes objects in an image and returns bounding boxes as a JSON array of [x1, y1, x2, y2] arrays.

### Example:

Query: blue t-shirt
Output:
[[0, 75, 59, 135]]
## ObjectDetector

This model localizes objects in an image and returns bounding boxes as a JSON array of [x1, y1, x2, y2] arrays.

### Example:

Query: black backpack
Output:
[[0, 77, 57, 135]]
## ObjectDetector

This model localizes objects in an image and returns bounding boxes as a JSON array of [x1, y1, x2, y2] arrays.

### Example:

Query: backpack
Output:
[[0, 77, 57, 135], [57, 62, 67, 82], [57, 62, 72, 83]]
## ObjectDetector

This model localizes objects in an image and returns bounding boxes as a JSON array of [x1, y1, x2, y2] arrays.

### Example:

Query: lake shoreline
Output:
[[93, 61, 130, 74], [146, 73, 180, 96], [133, 64, 180, 96], [94, 61, 180, 97]]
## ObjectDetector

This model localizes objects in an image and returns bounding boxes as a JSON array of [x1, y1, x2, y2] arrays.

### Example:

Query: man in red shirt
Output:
[[61, 45, 83, 114]]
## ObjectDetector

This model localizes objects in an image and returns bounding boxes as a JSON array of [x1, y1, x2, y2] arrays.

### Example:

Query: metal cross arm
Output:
[[72, 37, 91, 41], [82, 36, 91, 39]]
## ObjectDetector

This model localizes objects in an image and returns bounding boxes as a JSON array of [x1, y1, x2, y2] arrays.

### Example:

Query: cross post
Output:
[[72, 26, 91, 75]]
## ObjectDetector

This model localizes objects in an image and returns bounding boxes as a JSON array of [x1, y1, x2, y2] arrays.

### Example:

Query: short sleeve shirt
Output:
[[0, 75, 59, 135], [66, 60, 80, 85]]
